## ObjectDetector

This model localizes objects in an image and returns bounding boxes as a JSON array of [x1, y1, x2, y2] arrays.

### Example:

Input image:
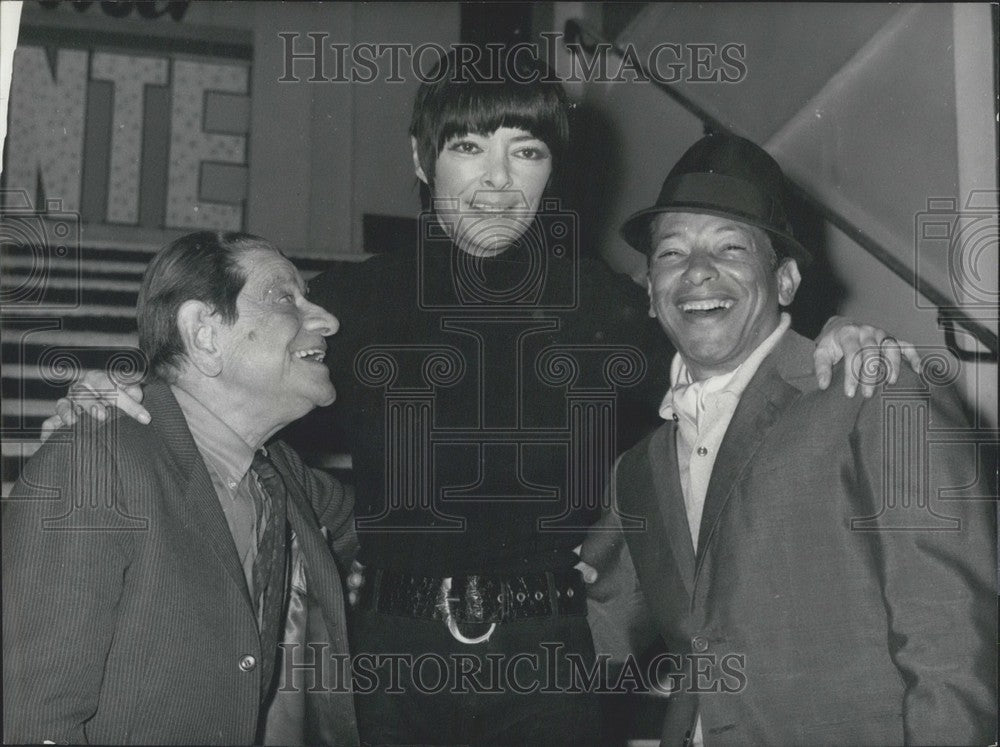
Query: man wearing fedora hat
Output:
[[584, 133, 996, 745]]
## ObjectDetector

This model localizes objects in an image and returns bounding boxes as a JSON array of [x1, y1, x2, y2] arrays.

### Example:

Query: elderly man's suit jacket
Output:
[[3, 382, 359, 745], [585, 330, 996, 746]]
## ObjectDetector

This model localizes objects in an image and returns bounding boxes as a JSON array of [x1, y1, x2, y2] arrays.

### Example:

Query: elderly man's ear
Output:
[[776, 258, 801, 307], [176, 300, 224, 377]]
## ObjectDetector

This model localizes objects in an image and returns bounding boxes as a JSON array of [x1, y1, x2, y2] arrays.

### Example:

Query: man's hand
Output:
[[40, 370, 149, 443], [346, 560, 364, 607], [574, 544, 597, 584], [814, 316, 922, 398]]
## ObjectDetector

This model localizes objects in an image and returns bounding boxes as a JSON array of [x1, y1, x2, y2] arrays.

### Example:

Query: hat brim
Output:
[[621, 205, 813, 266]]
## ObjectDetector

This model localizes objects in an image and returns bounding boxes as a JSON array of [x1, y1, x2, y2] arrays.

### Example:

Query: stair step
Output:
[[2, 303, 137, 318], [1, 254, 148, 277], [2, 399, 64, 418], [2, 329, 139, 346], [0, 286, 138, 307], [1, 275, 142, 292]]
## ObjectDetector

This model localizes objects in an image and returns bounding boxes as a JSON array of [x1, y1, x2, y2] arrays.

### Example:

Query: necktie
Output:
[[251, 449, 289, 696]]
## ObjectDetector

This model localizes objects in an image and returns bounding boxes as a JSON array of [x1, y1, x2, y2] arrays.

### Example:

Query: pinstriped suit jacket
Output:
[[2, 381, 359, 745], [585, 331, 996, 745]]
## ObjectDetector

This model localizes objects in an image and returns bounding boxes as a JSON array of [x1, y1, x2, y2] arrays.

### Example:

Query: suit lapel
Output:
[[273, 460, 359, 744], [258, 487, 289, 692], [647, 423, 697, 599], [145, 382, 255, 612], [273, 452, 349, 655], [694, 335, 810, 573], [287, 500, 348, 650]]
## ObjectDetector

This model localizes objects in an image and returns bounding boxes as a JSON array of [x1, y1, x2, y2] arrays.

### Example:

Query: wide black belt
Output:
[[358, 568, 587, 625]]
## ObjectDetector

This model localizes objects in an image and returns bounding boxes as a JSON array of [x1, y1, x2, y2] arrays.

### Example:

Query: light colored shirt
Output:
[[172, 385, 270, 619], [657, 312, 791, 747], [659, 313, 791, 552]]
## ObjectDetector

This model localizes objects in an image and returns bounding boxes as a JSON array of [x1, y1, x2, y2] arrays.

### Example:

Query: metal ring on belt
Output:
[[356, 568, 587, 644], [440, 577, 495, 644]]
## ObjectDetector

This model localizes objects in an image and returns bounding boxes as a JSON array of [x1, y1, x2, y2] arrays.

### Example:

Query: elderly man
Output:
[[3, 232, 359, 745], [584, 134, 997, 745]]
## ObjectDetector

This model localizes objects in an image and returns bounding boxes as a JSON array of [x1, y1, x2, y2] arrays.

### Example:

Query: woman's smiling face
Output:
[[417, 126, 553, 256]]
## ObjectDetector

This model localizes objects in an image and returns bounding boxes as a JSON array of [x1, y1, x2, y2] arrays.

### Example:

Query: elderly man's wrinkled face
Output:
[[414, 127, 552, 256], [217, 248, 339, 423], [647, 212, 800, 380]]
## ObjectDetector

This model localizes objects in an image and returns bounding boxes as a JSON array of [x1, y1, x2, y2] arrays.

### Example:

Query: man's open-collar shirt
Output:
[[659, 313, 792, 551]]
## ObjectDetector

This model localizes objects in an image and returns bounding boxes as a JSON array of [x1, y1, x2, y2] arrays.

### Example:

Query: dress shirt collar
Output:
[[171, 384, 256, 485], [659, 312, 792, 422]]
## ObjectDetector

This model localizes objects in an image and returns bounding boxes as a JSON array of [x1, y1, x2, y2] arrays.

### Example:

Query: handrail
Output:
[[563, 18, 998, 361]]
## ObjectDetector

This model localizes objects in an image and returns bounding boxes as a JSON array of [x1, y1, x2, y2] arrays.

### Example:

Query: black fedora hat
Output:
[[620, 133, 811, 265]]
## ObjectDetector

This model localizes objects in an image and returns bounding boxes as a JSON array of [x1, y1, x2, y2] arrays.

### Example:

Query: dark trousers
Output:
[[351, 608, 603, 746]]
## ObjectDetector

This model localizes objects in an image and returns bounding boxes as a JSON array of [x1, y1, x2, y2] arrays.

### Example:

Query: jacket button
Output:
[[691, 635, 709, 653], [239, 655, 257, 672]]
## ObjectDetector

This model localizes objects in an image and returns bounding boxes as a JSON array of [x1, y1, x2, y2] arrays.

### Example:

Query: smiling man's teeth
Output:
[[680, 299, 734, 312], [471, 204, 509, 212], [294, 349, 325, 362]]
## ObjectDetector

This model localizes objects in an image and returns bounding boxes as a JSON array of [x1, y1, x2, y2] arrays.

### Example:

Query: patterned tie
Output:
[[251, 449, 289, 696]]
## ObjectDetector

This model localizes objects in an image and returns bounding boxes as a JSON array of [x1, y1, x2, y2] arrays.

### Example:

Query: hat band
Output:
[[658, 172, 786, 228]]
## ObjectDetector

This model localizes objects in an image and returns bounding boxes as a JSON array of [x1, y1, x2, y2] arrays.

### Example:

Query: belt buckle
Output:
[[438, 576, 496, 645]]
